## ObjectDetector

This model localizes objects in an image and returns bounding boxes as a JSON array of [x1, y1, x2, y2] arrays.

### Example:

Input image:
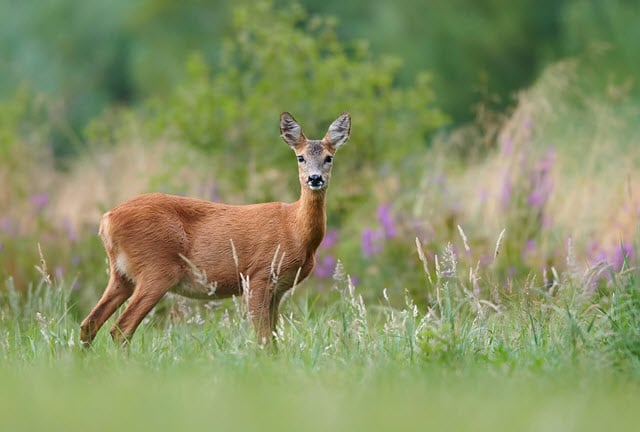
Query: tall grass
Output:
[[2, 236, 639, 372], [1, 241, 640, 430]]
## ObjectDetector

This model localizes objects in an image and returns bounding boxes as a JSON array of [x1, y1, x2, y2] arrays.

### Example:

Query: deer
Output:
[[79, 111, 351, 347]]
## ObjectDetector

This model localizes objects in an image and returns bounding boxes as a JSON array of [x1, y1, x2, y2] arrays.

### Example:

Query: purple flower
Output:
[[528, 185, 552, 208], [314, 254, 336, 278], [538, 147, 556, 174], [527, 148, 555, 208], [591, 242, 635, 271], [525, 239, 536, 252], [321, 229, 339, 249], [0, 216, 14, 235], [361, 228, 383, 258], [500, 175, 512, 208], [377, 204, 397, 239], [500, 135, 513, 156], [588, 244, 607, 266], [522, 239, 536, 260], [29, 193, 49, 211], [63, 218, 78, 243], [72, 255, 81, 266], [611, 243, 634, 271]]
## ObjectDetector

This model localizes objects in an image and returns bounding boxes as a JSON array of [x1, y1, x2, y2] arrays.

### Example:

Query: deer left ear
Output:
[[325, 112, 350, 149]]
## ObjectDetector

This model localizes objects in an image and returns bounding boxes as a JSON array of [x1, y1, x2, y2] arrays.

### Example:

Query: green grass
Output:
[[2, 255, 640, 431], [2, 361, 639, 432]]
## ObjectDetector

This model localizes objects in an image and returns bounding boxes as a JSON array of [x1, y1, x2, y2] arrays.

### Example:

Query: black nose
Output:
[[308, 175, 324, 187]]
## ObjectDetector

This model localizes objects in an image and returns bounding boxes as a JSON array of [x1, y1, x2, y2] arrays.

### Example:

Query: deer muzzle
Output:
[[307, 175, 325, 190]]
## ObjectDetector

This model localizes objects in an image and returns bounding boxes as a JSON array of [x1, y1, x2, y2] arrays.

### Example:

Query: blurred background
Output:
[[1, 0, 639, 310]]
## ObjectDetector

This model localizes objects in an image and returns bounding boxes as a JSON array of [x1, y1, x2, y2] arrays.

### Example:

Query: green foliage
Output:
[[2, 0, 639, 156], [300, 0, 567, 120], [159, 2, 446, 179], [561, 0, 640, 80]]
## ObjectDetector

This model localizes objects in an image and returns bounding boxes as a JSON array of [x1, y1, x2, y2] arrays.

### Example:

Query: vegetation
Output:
[[1, 1, 640, 430], [2, 245, 640, 430]]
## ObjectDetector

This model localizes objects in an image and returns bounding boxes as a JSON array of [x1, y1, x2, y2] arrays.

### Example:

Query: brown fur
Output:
[[80, 112, 350, 346]]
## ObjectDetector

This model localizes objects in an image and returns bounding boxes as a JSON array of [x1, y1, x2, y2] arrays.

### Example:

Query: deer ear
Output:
[[325, 112, 351, 148], [280, 112, 305, 147]]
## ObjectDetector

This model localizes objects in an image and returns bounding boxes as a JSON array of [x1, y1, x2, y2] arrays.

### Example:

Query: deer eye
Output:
[[297, 155, 305, 163], [324, 155, 333, 164]]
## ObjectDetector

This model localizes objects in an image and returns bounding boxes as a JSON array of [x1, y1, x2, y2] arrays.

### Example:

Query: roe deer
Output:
[[80, 111, 351, 346]]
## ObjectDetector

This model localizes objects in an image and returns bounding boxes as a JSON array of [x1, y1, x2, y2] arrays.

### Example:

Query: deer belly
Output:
[[170, 277, 241, 300]]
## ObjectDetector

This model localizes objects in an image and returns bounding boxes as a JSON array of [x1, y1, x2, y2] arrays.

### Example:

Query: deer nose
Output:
[[307, 175, 325, 189]]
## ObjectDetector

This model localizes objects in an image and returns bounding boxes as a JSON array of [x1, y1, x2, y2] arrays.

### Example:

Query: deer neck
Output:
[[294, 187, 327, 253]]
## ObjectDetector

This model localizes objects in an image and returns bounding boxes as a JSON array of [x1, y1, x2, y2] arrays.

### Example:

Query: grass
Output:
[[2, 361, 639, 432], [2, 247, 640, 431]]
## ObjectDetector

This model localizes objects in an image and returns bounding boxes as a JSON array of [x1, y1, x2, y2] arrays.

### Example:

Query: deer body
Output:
[[80, 112, 350, 346]]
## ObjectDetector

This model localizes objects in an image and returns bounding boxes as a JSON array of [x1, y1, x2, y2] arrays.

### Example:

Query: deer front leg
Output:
[[247, 281, 282, 345]]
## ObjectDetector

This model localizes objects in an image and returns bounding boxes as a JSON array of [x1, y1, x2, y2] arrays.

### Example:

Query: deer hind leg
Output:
[[109, 268, 181, 345], [80, 271, 134, 347]]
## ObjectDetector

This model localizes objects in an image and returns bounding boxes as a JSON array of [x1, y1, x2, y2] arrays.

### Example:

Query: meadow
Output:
[[1, 245, 640, 431], [2, 2, 640, 430]]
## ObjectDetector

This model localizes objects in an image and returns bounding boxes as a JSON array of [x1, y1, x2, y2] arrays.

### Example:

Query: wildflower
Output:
[[538, 147, 556, 174], [527, 147, 555, 208], [320, 229, 339, 249], [500, 176, 512, 208], [525, 239, 536, 252], [527, 187, 549, 208], [500, 135, 513, 156], [611, 243, 634, 271], [63, 218, 78, 243], [522, 239, 537, 260], [0, 216, 14, 234], [523, 115, 533, 131], [314, 254, 336, 278], [377, 204, 397, 239], [361, 228, 383, 258], [29, 193, 49, 211]]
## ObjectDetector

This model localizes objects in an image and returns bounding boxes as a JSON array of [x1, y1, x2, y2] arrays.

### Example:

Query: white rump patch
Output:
[[99, 213, 113, 250], [115, 251, 132, 279]]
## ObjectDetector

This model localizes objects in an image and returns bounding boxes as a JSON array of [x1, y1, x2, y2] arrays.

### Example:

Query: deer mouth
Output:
[[307, 182, 325, 191], [307, 175, 325, 190]]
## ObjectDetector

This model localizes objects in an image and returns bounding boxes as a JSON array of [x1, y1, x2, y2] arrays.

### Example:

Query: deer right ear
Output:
[[280, 112, 305, 148]]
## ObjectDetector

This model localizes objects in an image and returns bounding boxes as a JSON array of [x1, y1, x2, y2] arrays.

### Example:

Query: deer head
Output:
[[280, 112, 351, 191]]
